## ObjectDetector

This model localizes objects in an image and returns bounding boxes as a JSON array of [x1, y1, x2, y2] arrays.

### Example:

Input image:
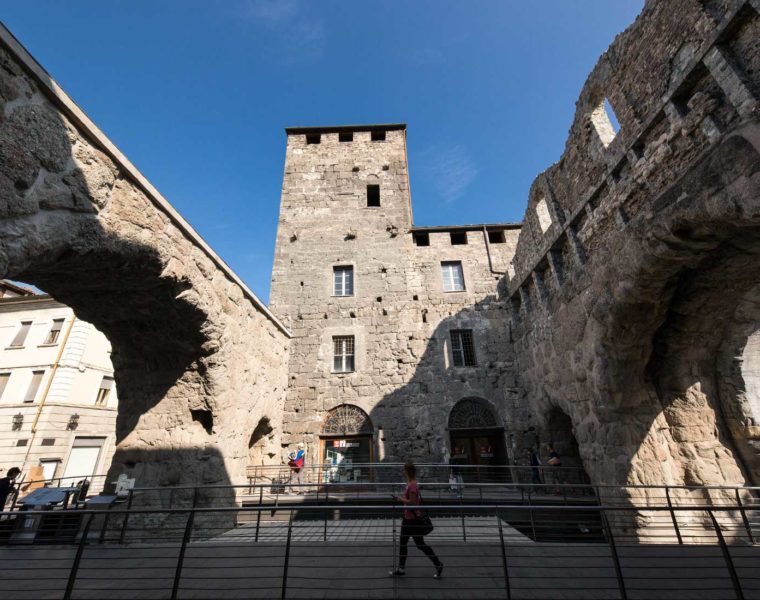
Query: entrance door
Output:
[[321, 436, 373, 482], [449, 429, 508, 481]]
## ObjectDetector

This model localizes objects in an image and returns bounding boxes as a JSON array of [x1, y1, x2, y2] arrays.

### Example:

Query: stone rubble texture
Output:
[[0, 0, 758, 503]]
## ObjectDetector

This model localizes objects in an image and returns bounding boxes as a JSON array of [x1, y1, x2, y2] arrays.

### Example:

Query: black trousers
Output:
[[399, 519, 441, 568]]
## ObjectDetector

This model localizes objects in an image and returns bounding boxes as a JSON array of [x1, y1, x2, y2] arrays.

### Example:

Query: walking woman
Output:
[[390, 461, 443, 578]]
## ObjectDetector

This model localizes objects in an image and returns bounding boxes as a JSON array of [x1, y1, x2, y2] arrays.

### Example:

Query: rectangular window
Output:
[[40, 459, 61, 481], [333, 336, 355, 373], [0, 373, 9, 400], [339, 132, 353, 142], [441, 261, 465, 292], [371, 130, 386, 141], [488, 230, 506, 244], [306, 133, 320, 145], [44, 319, 65, 345], [450, 231, 468, 245], [10, 321, 32, 347], [95, 375, 114, 406], [413, 232, 430, 247], [367, 184, 380, 207], [450, 329, 477, 367], [333, 266, 354, 297], [24, 370, 44, 403]]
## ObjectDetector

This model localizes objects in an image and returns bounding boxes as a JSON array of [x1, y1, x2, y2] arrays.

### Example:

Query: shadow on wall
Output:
[[0, 30, 237, 501], [364, 293, 522, 468]]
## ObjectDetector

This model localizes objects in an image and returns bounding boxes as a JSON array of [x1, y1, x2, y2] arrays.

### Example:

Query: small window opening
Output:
[[339, 132, 353, 142], [306, 133, 321, 145], [590, 97, 619, 148], [44, 319, 65, 345], [487, 230, 506, 244], [367, 184, 380, 207], [371, 130, 386, 141], [450, 329, 477, 367], [450, 231, 467, 245], [413, 232, 430, 247]]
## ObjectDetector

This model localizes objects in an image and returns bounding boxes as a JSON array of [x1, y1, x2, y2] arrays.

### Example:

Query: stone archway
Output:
[[544, 406, 590, 486], [448, 398, 508, 480], [0, 26, 289, 499], [320, 405, 374, 482]]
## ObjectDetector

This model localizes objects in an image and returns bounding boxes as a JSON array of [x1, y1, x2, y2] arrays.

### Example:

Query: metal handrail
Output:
[[1, 501, 756, 600]]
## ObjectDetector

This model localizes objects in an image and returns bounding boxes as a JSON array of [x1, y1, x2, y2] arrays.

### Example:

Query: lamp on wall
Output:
[[67, 413, 79, 431], [12, 413, 23, 431]]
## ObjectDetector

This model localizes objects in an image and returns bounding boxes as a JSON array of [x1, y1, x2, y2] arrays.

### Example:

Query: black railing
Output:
[[0, 502, 757, 599]]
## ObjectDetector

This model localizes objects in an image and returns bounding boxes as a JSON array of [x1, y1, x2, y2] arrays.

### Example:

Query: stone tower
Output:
[[269, 124, 521, 472]]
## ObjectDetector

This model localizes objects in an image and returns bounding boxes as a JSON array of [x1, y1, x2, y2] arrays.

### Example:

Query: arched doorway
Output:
[[545, 406, 590, 485], [320, 404, 374, 482], [448, 398, 507, 480]]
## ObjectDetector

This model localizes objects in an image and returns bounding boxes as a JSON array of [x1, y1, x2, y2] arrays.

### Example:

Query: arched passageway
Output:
[[0, 26, 289, 499], [544, 407, 590, 486]]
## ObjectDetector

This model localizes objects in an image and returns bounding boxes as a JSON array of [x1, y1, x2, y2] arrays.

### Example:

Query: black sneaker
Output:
[[434, 564, 444, 578], [389, 569, 405, 577]]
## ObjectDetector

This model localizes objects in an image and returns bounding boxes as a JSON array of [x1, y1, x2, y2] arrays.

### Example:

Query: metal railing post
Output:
[[601, 510, 627, 600], [734, 489, 755, 545], [255, 486, 263, 543], [118, 489, 134, 544], [392, 504, 398, 600], [170, 510, 195, 600], [665, 487, 683, 545], [281, 510, 295, 600], [708, 510, 744, 600], [63, 513, 94, 600], [496, 508, 512, 600]]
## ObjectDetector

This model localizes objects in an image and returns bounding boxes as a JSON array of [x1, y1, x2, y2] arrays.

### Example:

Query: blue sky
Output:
[[2, 1, 643, 303]]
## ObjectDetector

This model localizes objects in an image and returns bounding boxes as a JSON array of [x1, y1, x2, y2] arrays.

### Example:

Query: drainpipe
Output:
[[23, 314, 77, 467], [482, 226, 506, 275]]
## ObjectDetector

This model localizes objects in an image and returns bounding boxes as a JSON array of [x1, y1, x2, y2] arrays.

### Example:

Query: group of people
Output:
[[524, 427, 562, 491]]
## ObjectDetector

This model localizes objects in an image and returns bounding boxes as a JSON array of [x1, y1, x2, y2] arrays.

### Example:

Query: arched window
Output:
[[448, 397, 500, 430], [322, 404, 373, 436]]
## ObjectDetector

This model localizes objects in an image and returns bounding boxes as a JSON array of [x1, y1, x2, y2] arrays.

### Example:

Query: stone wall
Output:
[[270, 126, 521, 466], [0, 26, 290, 499], [508, 0, 760, 491]]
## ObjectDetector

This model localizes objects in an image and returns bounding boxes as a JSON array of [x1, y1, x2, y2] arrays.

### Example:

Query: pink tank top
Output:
[[403, 481, 422, 520]]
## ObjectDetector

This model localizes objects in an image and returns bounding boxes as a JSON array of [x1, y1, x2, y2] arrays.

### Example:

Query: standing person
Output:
[[287, 442, 306, 493], [390, 461, 443, 578], [526, 448, 543, 487], [0, 467, 21, 511], [546, 443, 562, 493]]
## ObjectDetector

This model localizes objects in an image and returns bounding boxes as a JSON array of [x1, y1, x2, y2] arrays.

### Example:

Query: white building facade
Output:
[[0, 281, 117, 491]]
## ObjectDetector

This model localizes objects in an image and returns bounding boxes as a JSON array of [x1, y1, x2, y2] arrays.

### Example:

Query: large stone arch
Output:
[[0, 26, 290, 499]]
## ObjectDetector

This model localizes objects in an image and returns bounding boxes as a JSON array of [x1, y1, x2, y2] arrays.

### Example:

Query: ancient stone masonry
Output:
[[270, 126, 520, 467], [1, 0, 760, 507], [0, 24, 290, 501], [507, 0, 760, 494]]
